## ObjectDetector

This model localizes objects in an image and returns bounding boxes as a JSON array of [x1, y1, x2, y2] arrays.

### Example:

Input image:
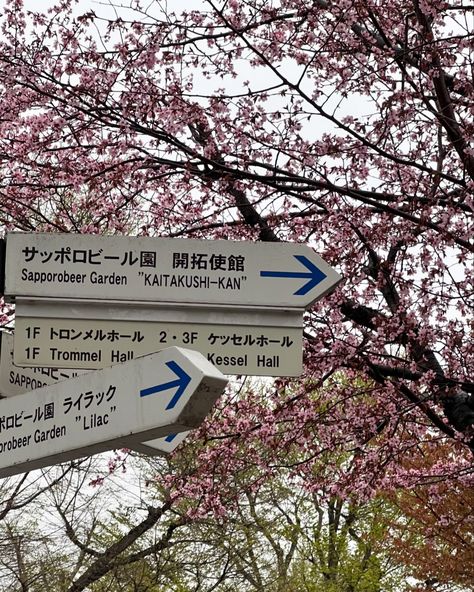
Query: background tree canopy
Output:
[[0, 0, 472, 590]]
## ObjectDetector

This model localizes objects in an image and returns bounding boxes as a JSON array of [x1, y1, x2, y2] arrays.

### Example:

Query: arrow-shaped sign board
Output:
[[3, 233, 341, 309], [0, 332, 188, 456], [0, 347, 228, 478], [132, 431, 190, 456]]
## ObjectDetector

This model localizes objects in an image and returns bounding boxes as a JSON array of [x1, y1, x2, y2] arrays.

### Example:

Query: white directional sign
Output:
[[0, 332, 190, 456], [4, 233, 341, 308], [13, 316, 302, 376], [133, 431, 191, 456], [0, 347, 228, 478]]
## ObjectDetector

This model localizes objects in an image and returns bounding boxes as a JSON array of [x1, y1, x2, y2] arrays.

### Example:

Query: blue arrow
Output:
[[260, 255, 327, 296], [140, 360, 191, 410]]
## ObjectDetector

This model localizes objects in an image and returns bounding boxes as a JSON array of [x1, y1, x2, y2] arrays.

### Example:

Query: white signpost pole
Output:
[[0, 347, 228, 478]]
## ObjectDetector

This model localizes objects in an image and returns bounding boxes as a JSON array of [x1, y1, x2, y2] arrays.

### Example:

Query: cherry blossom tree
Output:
[[0, 426, 411, 592], [0, 0, 473, 584]]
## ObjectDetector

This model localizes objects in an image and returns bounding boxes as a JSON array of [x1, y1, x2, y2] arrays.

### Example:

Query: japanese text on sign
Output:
[[21, 246, 246, 272], [14, 317, 303, 376]]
